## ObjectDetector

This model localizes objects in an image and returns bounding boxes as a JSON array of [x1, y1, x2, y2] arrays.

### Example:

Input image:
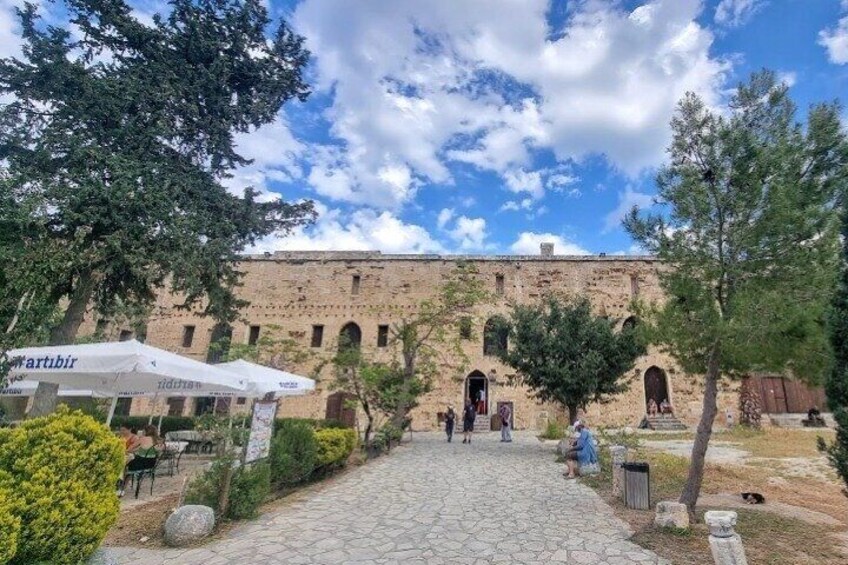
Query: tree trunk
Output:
[[567, 404, 578, 425], [390, 352, 415, 429], [28, 271, 95, 418], [679, 343, 721, 517]]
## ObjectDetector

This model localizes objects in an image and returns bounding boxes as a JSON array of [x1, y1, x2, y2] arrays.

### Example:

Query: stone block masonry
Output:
[[79, 248, 741, 430]]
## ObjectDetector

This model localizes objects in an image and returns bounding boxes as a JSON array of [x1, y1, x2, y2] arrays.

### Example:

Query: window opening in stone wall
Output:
[[377, 324, 389, 347], [236, 397, 246, 405], [483, 317, 508, 356], [182, 325, 196, 348], [119, 329, 133, 341], [352, 275, 361, 295], [167, 397, 186, 416], [338, 322, 362, 352], [630, 274, 639, 297], [311, 325, 324, 348], [114, 397, 132, 417], [495, 274, 505, 296], [206, 323, 232, 363], [459, 317, 473, 340], [248, 325, 261, 346], [194, 397, 215, 416]]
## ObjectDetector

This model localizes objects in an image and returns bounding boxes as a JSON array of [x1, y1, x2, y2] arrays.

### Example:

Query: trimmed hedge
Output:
[[0, 476, 20, 565], [110, 415, 196, 435], [273, 417, 347, 434], [315, 428, 358, 468], [269, 420, 318, 485], [0, 407, 124, 565]]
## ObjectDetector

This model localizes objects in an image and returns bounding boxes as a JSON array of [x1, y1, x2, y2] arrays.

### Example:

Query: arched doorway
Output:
[[622, 316, 638, 332], [466, 370, 488, 415], [644, 366, 669, 411], [338, 322, 362, 352]]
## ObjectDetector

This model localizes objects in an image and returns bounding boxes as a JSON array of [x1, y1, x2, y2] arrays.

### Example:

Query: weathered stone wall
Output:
[[97, 251, 740, 430]]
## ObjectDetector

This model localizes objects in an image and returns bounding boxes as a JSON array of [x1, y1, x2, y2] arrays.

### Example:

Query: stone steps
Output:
[[646, 415, 687, 431]]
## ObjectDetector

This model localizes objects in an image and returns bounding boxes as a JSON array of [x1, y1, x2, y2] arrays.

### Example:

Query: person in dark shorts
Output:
[[462, 398, 476, 444], [445, 405, 456, 442]]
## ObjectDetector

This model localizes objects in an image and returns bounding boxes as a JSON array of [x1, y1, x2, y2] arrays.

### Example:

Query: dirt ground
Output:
[[583, 427, 848, 564]]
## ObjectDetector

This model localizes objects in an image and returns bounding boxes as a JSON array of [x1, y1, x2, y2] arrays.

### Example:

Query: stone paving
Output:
[[104, 431, 666, 564]]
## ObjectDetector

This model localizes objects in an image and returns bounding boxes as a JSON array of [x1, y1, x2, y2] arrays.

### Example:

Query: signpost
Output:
[[245, 400, 277, 463]]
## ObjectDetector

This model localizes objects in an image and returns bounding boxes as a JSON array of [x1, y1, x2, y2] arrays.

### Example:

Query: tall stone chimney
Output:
[[540, 242, 554, 257]]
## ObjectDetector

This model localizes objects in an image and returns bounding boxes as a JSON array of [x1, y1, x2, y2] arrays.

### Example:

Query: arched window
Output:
[[483, 317, 508, 356], [338, 322, 362, 352], [622, 316, 638, 332]]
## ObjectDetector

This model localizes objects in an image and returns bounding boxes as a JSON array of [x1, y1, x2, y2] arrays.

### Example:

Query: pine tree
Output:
[[820, 206, 848, 496]]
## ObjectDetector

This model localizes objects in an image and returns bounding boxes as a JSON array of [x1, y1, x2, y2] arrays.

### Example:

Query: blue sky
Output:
[[3, 0, 848, 255]]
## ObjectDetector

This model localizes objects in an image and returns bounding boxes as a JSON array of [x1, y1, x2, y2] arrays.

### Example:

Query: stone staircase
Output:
[[645, 415, 687, 431]]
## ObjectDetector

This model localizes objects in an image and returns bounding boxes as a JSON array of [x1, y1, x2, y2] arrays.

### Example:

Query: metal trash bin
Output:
[[623, 462, 650, 510]]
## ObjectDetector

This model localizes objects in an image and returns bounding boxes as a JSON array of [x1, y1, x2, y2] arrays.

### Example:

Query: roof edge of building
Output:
[[240, 250, 658, 262]]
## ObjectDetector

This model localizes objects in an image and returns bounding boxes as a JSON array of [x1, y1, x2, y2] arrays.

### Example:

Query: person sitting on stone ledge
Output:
[[659, 398, 673, 416], [563, 420, 598, 479], [804, 405, 826, 427]]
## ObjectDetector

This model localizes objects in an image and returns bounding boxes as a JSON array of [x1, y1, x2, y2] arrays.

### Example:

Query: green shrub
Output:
[[269, 420, 318, 484], [314, 428, 358, 468], [539, 421, 565, 440], [0, 475, 21, 565], [0, 407, 124, 565], [227, 462, 271, 520], [185, 460, 271, 520], [273, 417, 347, 434]]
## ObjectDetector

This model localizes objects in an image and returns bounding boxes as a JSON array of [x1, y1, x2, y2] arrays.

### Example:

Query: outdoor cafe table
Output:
[[165, 430, 217, 454]]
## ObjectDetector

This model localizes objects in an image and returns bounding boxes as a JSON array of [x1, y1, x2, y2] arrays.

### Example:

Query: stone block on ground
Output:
[[87, 549, 119, 565], [164, 505, 216, 547], [653, 501, 689, 529], [705, 510, 748, 565]]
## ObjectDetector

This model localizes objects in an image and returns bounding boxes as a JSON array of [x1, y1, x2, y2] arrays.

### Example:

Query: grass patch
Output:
[[538, 421, 566, 440], [641, 427, 836, 458]]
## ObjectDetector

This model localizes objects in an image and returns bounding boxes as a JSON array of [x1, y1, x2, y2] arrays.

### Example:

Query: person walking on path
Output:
[[499, 403, 512, 442], [564, 420, 598, 479], [462, 398, 476, 444], [445, 405, 456, 442]]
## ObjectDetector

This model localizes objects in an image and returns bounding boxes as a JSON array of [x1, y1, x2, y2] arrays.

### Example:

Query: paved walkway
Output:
[[104, 432, 665, 564]]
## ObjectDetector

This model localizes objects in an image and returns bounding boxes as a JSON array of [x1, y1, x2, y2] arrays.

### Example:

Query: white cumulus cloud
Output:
[[714, 0, 766, 28], [820, 14, 848, 65], [509, 232, 589, 256]]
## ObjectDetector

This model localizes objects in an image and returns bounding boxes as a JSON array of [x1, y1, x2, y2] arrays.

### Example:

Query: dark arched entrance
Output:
[[466, 370, 488, 415], [338, 322, 362, 352], [644, 366, 669, 411]]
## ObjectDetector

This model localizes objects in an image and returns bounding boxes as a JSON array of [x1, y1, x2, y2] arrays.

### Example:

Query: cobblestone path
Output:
[[105, 431, 665, 564]]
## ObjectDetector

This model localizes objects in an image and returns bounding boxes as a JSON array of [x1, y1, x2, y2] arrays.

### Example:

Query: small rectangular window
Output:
[[377, 325, 389, 347], [248, 325, 261, 346], [118, 329, 133, 342], [630, 275, 640, 298], [311, 325, 324, 348], [352, 275, 361, 295], [495, 274, 505, 296], [182, 325, 196, 348], [114, 397, 132, 417], [236, 397, 246, 405]]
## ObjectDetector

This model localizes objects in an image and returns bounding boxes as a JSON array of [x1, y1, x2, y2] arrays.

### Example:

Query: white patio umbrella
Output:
[[216, 360, 315, 398], [0, 378, 105, 398], [4, 340, 248, 425]]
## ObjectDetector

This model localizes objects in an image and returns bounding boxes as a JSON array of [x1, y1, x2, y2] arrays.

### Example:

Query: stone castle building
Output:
[[103, 243, 749, 432]]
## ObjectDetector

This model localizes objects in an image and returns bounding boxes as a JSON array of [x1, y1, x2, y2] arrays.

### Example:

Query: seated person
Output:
[[118, 426, 160, 497], [806, 406, 825, 427], [564, 420, 598, 479], [647, 399, 658, 416], [659, 398, 673, 415], [119, 425, 140, 454]]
